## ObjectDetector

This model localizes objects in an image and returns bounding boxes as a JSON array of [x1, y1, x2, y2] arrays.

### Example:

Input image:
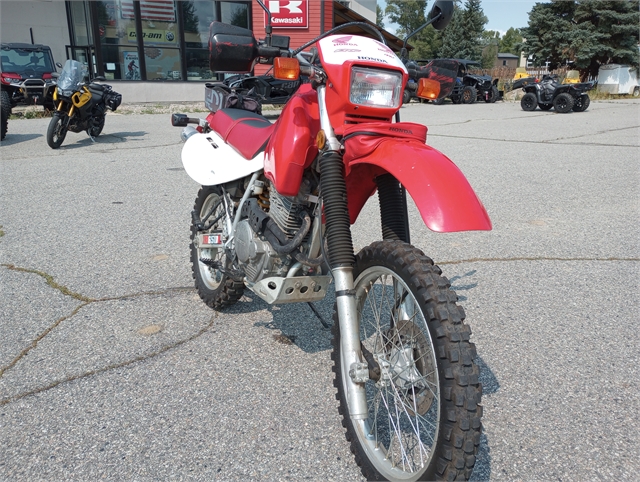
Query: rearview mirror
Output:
[[209, 22, 259, 73], [429, 1, 454, 30]]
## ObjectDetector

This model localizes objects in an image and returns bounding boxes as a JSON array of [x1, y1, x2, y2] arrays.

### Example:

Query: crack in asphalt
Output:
[[2, 254, 638, 405], [0, 263, 198, 405], [429, 132, 638, 148], [438, 256, 639, 265], [2, 140, 181, 161], [0, 310, 219, 407]]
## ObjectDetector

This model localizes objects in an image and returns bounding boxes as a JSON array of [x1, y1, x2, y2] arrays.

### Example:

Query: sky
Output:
[[379, 1, 540, 36]]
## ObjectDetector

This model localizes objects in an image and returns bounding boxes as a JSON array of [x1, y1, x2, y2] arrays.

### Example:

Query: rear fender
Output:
[[344, 139, 491, 232]]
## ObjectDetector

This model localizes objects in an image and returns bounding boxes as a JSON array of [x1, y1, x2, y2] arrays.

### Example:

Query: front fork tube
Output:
[[317, 85, 367, 419], [334, 267, 369, 419]]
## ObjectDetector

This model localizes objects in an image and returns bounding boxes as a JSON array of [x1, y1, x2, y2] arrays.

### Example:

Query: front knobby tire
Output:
[[521, 92, 538, 111], [1, 90, 10, 141], [332, 241, 482, 481], [46, 113, 67, 148], [461, 86, 477, 104], [190, 185, 244, 310]]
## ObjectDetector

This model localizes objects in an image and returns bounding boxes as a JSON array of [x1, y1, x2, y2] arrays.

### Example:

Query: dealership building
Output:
[[1, 0, 404, 103]]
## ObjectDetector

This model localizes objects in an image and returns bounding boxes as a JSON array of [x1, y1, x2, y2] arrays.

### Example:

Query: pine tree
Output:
[[458, 0, 487, 60], [439, 0, 486, 60], [438, 0, 465, 58], [376, 4, 385, 29], [520, 0, 639, 77]]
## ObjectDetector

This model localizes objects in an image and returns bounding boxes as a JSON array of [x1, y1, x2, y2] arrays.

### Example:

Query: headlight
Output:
[[350, 67, 403, 108], [57, 87, 73, 97]]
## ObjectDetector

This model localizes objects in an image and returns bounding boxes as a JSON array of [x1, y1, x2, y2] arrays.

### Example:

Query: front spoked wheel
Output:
[[190, 185, 244, 309], [332, 241, 482, 481]]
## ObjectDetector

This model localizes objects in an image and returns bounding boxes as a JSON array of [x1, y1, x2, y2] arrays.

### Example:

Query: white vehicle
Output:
[[597, 64, 639, 96]]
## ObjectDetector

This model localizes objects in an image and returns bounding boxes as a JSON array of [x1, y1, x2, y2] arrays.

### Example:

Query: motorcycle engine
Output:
[[235, 219, 282, 283], [234, 179, 314, 283]]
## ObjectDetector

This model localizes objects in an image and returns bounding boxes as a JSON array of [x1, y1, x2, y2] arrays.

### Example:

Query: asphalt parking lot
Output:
[[1, 98, 639, 481]]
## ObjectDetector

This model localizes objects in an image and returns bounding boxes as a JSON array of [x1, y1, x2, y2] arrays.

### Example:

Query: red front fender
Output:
[[344, 138, 492, 233]]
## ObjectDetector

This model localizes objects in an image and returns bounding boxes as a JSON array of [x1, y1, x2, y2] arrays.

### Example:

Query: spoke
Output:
[[380, 384, 411, 470], [364, 282, 382, 342], [355, 265, 443, 476], [386, 366, 432, 459], [371, 388, 382, 447], [381, 275, 398, 330]]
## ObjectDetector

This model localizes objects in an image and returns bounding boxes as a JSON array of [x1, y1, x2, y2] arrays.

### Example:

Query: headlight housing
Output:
[[350, 67, 403, 109], [57, 87, 74, 98]]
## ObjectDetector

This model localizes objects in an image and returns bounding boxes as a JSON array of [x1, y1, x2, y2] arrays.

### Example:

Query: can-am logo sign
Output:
[[266, 0, 308, 29]]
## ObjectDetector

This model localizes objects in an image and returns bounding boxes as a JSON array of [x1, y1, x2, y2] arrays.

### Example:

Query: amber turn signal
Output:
[[416, 78, 441, 100], [274, 57, 300, 80]]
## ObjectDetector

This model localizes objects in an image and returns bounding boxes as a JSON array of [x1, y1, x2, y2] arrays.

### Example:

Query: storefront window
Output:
[[184, 1, 249, 81], [84, 0, 251, 81], [184, 1, 215, 80], [221, 2, 248, 28], [96, 0, 139, 80]]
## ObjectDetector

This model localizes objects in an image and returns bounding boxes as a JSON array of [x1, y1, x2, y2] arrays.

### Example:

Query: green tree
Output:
[[458, 0, 487, 60], [376, 4, 385, 29], [385, 0, 441, 60], [480, 31, 500, 68], [520, 0, 639, 77], [499, 27, 523, 56], [438, 0, 465, 58], [385, 0, 428, 38], [439, 0, 486, 61]]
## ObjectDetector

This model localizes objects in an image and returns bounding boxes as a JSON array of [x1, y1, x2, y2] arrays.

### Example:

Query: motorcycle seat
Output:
[[210, 108, 275, 160]]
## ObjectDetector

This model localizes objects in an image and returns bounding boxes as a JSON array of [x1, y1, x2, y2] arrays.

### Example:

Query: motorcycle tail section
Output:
[[181, 130, 264, 186]]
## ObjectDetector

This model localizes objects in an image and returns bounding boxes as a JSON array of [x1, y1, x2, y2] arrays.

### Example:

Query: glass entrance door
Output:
[[65, 45, 97, 78]]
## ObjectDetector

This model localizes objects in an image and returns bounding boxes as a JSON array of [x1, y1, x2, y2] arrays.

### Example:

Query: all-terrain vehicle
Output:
[[516, 74, 594, 113], [1, 43, 58, 108], [433, 59, 499, 104], [1, 43, 59, 139]]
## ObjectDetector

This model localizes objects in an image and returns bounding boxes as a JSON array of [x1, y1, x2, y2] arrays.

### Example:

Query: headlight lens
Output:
[[350, 67, 403, 108]]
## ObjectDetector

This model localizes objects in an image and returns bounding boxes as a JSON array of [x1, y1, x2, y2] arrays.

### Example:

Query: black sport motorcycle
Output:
[[46, 59, 121, 149], [516, 74, 594, 113]]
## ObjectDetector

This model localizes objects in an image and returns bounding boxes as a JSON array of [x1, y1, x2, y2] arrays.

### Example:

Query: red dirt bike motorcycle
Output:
[[172, 1, 490, 480]]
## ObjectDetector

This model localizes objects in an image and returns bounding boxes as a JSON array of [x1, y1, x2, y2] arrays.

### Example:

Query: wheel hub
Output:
[[377, 320, 436, 416]]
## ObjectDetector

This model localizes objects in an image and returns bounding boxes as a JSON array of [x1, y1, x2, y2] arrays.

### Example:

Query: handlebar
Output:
[[407, 68, 431, 79], [257, 45, 284, 58]]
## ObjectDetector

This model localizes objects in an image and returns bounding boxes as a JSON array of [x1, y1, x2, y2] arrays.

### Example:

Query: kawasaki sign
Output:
[[266, 0, 309, 29]]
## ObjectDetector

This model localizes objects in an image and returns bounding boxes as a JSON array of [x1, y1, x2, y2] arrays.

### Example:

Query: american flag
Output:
[[120, 0, 176, 23]]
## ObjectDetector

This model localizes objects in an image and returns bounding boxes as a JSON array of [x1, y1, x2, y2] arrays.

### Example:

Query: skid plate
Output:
[[249, 275, 332, 304]]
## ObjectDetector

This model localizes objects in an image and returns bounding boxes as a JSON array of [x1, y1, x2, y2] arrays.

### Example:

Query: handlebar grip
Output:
[[257, 46, 283, 58], [407, 68, 430, 79]]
